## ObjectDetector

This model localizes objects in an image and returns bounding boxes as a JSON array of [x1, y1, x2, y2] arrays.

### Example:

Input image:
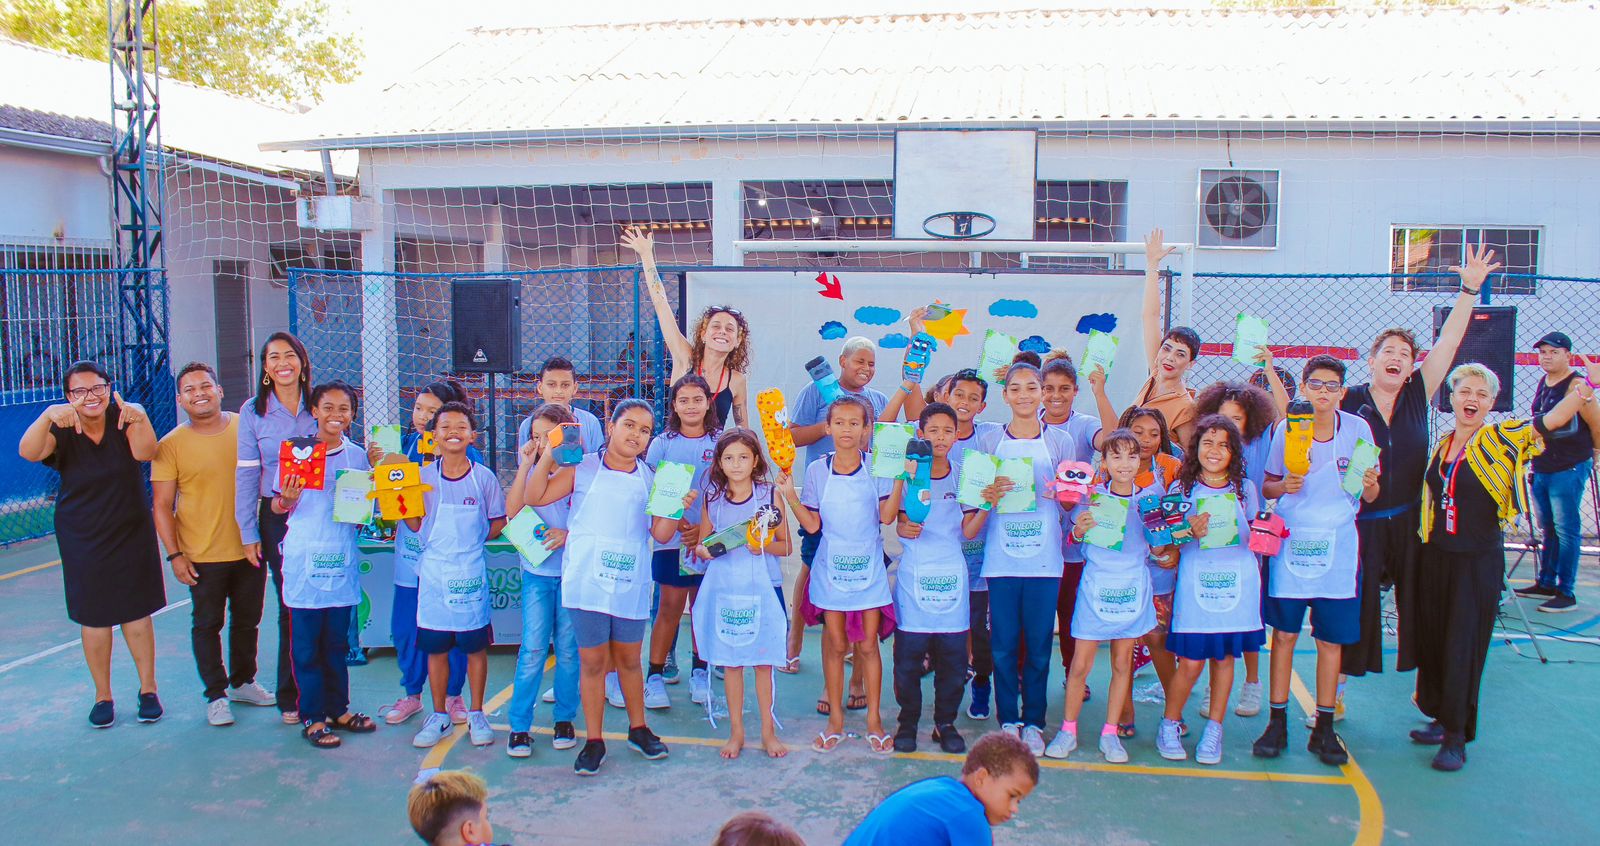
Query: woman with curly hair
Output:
[[624, 227, 753, 427]]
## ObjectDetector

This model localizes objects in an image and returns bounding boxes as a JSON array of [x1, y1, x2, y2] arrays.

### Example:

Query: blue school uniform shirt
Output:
[[843, 776, 992, 846], [643, 430, 718, 551], [791, 380, 890, 470]]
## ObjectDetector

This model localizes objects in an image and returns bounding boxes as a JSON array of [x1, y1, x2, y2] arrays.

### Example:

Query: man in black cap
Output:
[[1516, 331, 1600, 612]]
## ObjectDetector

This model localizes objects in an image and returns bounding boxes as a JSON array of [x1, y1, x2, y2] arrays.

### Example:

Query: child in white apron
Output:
[[778, 395, 897, 753], [674, 429, 791, 761], [527, 399, 669, 776], [890, 403, 996, 756], [1113, 404, 1184, 739], [1047, 429, 1158, 763], [405, 403, 506, 750], [643, 374, 721, 709], [1040, 355, 1110, 705], [273, 381, 374, 749], [373, 381, 479, 727], [1255, 356, 1379, 768], [943, 369, 999, 721], [504, 404, 580, 759], [1193, 381, 1284, 720], [976, 362, 1074, 757], [1155, 416, 1265, 766]]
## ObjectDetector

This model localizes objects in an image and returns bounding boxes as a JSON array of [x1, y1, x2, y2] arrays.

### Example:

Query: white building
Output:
[[261, 5, 1600, 433]]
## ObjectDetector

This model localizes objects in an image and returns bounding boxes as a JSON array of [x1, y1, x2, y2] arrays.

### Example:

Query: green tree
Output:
[[0, 0, 361, 105]]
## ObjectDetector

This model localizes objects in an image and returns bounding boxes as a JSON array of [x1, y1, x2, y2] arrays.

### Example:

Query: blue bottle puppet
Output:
[[1139, 493, 1196, 546]]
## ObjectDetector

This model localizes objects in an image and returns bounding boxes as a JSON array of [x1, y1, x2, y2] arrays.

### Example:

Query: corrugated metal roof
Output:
[[0, 37, 320, 172], [277, 5, 1600, 148]]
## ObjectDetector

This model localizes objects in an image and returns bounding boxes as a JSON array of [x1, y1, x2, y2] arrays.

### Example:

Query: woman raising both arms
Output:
[[1134, 229, 1201, 450], [624, 226, 753, 427]]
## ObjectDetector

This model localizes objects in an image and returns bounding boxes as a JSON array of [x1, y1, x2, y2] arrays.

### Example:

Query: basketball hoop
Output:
[[922, 211, 997, 240]]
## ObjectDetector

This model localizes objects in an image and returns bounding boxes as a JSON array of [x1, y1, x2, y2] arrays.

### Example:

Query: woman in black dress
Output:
[[1408, 362, 1593, 770], [1337, 246, 1498, 693], [18, 361, 164, 728]]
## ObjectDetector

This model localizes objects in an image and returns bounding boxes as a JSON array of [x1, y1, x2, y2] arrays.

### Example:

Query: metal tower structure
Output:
[[108, 0, 173, 431]]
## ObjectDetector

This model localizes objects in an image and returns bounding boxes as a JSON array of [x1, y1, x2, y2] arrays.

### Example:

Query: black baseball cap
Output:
[[1533, 331, 1573, 351]]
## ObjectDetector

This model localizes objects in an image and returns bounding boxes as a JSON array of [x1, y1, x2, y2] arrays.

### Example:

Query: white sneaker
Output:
[[1304, 694, 1346, 728], [1001, 723, 1024, 745], [1021, 725, 1046, 757], [605, 672, 625, 709], [227, 682, 275, 707], [1133, 680, 1167, 704], [412, 712, 453, 748], [1196, 721, 1224, 765], [206, 698, 234, 727], [1099, 733, 1129, 764], [1235, 682, 1263, 717], [1156, 718, 1187, 761], [467, 710, 494, 746], [644, 674, 671, 710], [689, 668, 710, 705], [1043, 727, 1076, 759], [542, 687, 556, 704]]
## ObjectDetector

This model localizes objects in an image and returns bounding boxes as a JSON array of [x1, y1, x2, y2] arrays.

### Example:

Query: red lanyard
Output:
[[1441, 434, 1469, 535]]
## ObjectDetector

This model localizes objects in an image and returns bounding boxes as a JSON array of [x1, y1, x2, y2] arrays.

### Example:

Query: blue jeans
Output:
[[391, 585, 466, 697], [290, 605, 350, 725], [1532, 459, 1591, 596], [507, 573, 580, 733], [986, 576, 1060, 729]]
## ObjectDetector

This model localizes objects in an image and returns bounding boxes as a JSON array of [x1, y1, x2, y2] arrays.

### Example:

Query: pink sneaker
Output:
[[384, 695, 424, 725], [446, 695, 468, 725]]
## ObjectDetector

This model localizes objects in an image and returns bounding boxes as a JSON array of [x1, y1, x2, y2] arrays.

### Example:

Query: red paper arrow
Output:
[[816, 272, 843, 300]]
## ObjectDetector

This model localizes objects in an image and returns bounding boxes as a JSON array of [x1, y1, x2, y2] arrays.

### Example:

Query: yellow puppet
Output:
[[757, 388, 797, 473], [367, 458, 433, 521], [1283, 400, 1314, 477]]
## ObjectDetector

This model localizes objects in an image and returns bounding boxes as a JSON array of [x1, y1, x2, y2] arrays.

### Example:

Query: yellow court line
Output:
[[420, 682, 520, 770], [902, 748, 1348, 785], [0, 559, 60, 582], [1288, 670, 1386, 846]]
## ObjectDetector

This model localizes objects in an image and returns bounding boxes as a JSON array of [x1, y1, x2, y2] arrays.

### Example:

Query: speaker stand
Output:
[[486, 373, 498, 474]]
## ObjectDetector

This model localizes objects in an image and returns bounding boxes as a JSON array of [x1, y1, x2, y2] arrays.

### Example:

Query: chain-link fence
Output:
[[0, 265, 136, 545], [286, 267, 676, 482], [1174, 270, 1600, 543]]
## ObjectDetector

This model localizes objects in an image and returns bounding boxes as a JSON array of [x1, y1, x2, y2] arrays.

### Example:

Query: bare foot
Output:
[[763, 733, 789, 758], [721, 733, 744, 759]]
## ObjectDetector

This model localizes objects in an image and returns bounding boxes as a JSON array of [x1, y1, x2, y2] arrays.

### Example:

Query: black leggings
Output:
[[257, 498, 298, 712]]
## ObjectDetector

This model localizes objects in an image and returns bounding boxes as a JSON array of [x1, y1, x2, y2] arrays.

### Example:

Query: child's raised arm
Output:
[[525, 443, 576, 506], [879, 477, 906, 525]]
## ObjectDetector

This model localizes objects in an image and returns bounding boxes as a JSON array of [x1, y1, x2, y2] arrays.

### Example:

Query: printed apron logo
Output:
[[829, 554, 872, 591], [1094, 583, 1139, 620], [599, 550, 638, 586], [1197, 567, 1244, 613], [310, 551, 346, 589], [716, 601, 759, 646]]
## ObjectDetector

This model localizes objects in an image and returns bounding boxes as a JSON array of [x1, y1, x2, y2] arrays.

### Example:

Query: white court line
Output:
[[0, 599, 191, 675]]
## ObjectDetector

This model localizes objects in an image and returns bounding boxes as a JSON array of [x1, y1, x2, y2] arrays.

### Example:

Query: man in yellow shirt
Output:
[[152, 362, 275, 726]]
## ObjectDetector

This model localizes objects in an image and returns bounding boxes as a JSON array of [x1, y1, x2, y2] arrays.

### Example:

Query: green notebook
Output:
[[956, 449, 1036, 514], [1343, 438, 1381, 496], [978, 329, 1021, 384], [647, 461, 697, 519], [1232, 314, 1270, 368], [871, 422, 915, 480], [1081, 330, 1118, 379], [369, 424, 403, 456], [331, 469, 374, 525], [1083, 492, 1128, 550], [501, 508, 553, 568], [1196, 493, 1240, 549]]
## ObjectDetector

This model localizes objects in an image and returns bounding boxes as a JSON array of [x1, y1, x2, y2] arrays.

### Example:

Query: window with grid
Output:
[[0, 246, 116, 393], [1017, 180, 1129, 269], [1390, 226, 1540, 295]]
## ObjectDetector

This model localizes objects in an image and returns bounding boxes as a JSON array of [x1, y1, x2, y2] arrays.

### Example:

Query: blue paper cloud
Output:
[[819, 320, 848, 340], [878, 332, 909, 350], [854, 306, 902, 326], [989, 299, 1039, 319], [1018, 335, 1052, 354], [1076, 313, 1118, 335]]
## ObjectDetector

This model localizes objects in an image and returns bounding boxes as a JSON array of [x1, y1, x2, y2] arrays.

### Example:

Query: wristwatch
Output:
[[166, 551, 184, 562]]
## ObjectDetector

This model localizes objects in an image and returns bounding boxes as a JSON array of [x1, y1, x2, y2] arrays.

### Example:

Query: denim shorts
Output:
[[568, 607, 648, 649]]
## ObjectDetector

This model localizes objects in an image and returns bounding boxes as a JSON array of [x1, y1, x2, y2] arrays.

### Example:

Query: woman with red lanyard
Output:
[[1408, 362, 1593, 770], [624, 226, 752, 428]]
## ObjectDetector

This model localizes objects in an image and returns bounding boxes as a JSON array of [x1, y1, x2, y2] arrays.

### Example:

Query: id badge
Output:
[[1442, 495, 1456, 535]]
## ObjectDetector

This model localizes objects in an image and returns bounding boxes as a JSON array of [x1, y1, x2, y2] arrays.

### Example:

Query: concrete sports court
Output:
[[4, 537, 1596, 845]]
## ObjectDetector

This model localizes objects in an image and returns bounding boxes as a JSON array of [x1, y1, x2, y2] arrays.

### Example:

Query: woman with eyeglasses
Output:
[[18, 360, 164, 728], [624, 227, 752, 428], [1408, 362, 1594, 770]]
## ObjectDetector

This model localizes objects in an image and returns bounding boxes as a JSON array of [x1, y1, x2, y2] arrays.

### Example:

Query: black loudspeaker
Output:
[[1432, 305, 1515, 413], [451, 278, 519, 373]]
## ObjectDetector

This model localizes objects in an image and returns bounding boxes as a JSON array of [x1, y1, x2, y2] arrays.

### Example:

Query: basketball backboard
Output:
[[892, 130, 1038, 241]]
